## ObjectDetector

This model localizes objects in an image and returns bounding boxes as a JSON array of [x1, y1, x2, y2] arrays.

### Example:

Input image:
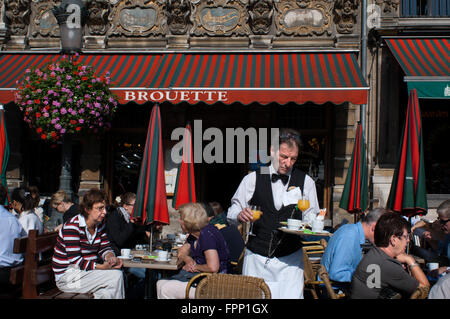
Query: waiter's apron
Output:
[[242, 248, 304, 299]]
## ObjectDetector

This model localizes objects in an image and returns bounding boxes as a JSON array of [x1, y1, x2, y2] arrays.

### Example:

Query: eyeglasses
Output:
[[397, 233, 410, 241], [438, 217, 450, 225]]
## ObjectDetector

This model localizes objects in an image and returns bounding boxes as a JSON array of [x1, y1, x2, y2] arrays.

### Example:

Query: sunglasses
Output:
[[438, 217, 450, 225]]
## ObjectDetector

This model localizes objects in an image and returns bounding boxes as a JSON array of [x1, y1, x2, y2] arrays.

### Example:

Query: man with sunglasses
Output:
[[227, 128, 320, 299]]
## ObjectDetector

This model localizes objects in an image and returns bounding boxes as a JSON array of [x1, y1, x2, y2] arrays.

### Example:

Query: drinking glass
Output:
[[297, 195, 310, 213], [249, 205, 262, 236]]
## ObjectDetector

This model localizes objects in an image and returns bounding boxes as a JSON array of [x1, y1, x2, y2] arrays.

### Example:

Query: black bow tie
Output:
[[271, 173, 289, 185]]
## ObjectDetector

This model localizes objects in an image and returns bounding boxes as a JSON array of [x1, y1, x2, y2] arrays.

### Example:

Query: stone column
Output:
[[78, 135, 102, 196]]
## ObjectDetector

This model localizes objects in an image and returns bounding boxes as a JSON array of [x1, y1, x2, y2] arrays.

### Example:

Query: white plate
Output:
[[118, 256, 132, 260], [313, 230, 330, 234], [281, 226, 306, 231], [154, 258, 170, 262]]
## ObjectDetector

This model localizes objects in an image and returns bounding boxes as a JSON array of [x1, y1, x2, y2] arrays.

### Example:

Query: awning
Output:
[[385, 38, 450, 99], [0, 53, 159, 104], [0, 52, 368, 105]]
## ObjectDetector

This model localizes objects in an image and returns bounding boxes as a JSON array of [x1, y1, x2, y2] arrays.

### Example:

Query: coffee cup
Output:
[[287, 218, 303, 230], [312, 219, 324, 233], [157, 250, 169, 261], [121, 248, 131, 258], [427, 262, 439, 272]]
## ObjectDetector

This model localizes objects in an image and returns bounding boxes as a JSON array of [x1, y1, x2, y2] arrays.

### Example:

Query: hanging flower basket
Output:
[[14, 54, 118, 142]]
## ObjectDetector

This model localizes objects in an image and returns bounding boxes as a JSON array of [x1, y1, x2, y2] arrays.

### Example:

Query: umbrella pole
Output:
[[150, 226, 153, 254]]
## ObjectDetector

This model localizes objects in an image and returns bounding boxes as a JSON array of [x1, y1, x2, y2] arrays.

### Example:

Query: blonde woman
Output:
[[51, 190, 79, 231], [156, 203, 230, 299]]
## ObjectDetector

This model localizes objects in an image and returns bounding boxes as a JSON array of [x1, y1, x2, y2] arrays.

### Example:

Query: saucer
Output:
[[118, 255, 132, 260]]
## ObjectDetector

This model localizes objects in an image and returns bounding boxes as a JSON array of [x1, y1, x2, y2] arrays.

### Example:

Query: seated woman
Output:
[[106, 192, 149, 298], [11, 187, 43, 235], [18, 191, 43, 235], [106, 192, 150, 256], [50, 190, 79, 231], [351, 213, 429, 299], [157, 202, 230, 299], [52, 189, 125, 299]]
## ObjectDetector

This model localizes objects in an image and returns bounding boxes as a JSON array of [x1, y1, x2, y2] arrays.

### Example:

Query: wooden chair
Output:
[[230, 248, 245, 274], [11, 230, 93, 299], [302, 246, 324, 299], [302, 241, 346, 299], [185, 273, 271, 299]]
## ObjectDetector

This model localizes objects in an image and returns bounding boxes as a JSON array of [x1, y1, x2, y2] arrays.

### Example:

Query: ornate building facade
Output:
[[0, 0, 448, 225]]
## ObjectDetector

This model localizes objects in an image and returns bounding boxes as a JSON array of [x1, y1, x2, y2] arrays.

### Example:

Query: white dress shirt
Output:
[[18, 210, 44, 235], [227, 165, 320, 224]]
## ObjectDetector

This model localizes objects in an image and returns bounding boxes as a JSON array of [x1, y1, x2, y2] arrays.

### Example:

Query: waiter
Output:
[[227, 128, 319, 298]]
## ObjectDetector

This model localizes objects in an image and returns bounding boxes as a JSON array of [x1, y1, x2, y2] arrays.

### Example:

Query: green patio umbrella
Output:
[[339, 121, 368, 216], [132, 104, 169, 250], [387, 89, 427, 218], [172, 122, 196, 209], [0, 105, 10, 206]]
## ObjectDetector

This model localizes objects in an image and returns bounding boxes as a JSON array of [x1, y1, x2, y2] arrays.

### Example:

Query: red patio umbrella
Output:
[[386, 89, 427, 218], [172, 122, 196, 209], [339, 121, 368, 217], [0, 105, 10, 206], [132, 103, 169, 226]]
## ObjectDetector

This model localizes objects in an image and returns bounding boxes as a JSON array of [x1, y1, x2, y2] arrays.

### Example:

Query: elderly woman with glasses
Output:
[[350, 213, 429, 299], [106, 192, 150, 256], [52, 188, 125, 299]]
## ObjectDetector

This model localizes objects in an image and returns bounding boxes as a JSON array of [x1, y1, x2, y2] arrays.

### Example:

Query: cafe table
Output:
[[121, 250, 180, 299]]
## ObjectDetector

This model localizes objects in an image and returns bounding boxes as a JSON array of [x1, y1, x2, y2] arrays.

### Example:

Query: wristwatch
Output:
[[408, 262, 419, 270]]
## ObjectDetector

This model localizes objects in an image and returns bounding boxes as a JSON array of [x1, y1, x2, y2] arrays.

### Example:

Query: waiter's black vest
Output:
[[247, 168, 306, 258]]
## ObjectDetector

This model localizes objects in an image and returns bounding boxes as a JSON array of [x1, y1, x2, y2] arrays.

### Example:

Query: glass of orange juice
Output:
[[297, 195, 310, 213], [249, 205, 262, 236]]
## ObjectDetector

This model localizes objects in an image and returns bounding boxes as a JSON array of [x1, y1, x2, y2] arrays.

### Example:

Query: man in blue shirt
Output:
[[0, 184, 26, 296], [321, 207, 388, 295]]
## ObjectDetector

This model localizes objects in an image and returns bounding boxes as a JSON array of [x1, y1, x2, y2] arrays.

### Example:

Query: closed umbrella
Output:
[[339, 121, 368, 217], [132, 103, 169, 251], [0, 105, 10, 206], [387, 89, 427, 218], [172, 122, 196, 209]]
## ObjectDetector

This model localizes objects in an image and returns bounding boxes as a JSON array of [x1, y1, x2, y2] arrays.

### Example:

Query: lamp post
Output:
[[52, 0, 87, 200]]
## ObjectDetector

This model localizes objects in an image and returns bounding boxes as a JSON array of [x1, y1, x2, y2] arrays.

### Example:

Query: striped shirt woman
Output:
[[51, 189, 124, 299], [52, 214, 114, 279]]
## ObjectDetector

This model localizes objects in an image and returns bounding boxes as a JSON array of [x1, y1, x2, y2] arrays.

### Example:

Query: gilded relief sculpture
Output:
[[249, 0, 274, 35], [190, 0, 249, 36], [333, 0, 359, 34], [275, 0, 332, 36], [108, 0, 166, 37], [87, 0, 110, 35], [5, 0, 31, 35], [166, 0, 190, 35]]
